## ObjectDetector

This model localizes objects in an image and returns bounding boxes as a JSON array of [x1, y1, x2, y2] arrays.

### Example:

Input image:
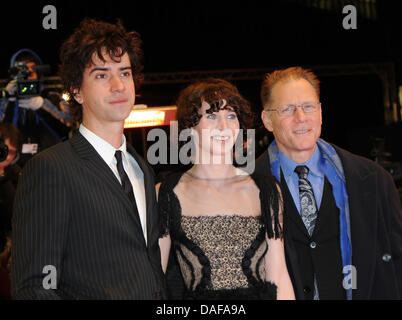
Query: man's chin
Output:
[[114, 108, 133, 121], [295, 142, 318, 155]]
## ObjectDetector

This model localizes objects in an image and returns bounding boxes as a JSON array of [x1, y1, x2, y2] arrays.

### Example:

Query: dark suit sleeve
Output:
[[11, 154, 70, 299], [380, 170, 402, 296]]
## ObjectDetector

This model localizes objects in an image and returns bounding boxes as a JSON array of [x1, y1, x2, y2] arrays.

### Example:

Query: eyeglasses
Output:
[[266, 102, 321, 117]]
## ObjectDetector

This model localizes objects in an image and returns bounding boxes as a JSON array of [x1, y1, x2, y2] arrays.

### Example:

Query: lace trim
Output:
[[166, 183, 212, 291], [181, 214, 261, 219], [176, 245, 196, 290], [183, 281, 277, 300], [253, 174, 283, 239], [242, 227, 267, 286]]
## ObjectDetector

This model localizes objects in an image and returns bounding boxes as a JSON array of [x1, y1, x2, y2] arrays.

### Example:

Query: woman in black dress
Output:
[[157, 78, 294, 300]]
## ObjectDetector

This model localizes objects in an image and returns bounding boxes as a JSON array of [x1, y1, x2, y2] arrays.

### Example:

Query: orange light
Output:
[[124, 106, 177, 128]]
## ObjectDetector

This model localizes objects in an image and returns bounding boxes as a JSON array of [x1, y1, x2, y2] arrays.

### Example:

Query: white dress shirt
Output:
[[79, 124, 147, 243]]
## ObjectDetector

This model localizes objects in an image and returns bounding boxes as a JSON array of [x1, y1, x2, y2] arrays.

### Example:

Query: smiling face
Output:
[[193, 100, 240, 163], [261, 78, 322, 163], [73, 50, 135, 131]]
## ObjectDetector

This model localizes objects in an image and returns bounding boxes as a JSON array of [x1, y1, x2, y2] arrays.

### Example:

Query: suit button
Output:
[[310, 242, 317, 249], [303, 286, 311, 293], [153, 291, 160, 299], [382, 253, 392, 262]]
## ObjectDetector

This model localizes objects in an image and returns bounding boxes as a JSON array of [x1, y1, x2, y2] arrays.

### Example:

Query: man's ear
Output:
[[261, 109, 274, 132], [72, 88, 83, 104], [320, 107, 323, 125]]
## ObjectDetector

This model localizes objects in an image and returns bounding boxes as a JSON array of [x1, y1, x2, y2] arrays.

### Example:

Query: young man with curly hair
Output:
[[11, 19, 167, 300]]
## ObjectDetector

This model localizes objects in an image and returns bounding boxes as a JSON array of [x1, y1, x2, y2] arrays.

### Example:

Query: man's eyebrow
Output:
[[89, 67, 109, 75], [89, 66, 131, 75]]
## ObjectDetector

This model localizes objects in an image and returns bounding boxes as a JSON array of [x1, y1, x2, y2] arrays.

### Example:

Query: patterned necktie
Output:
[[115, 150, 138, 211], [294, 165, 318, 236]]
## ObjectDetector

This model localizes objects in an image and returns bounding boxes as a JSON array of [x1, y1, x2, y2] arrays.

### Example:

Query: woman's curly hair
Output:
[[58, 18, 144, 122], [176, 78, 255, 132]]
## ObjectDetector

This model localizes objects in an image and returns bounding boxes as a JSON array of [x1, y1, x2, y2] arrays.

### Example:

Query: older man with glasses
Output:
[[255, 66, 402, 300]]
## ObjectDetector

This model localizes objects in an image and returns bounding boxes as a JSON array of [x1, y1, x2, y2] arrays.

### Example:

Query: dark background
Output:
[[1, 0, 401, 163]]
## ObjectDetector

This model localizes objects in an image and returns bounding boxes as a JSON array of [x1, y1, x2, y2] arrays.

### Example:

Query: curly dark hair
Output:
[[58, 18, 144, 122], [176, 78, 255, 132]]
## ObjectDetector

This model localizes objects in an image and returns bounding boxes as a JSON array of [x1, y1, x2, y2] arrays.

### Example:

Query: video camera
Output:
[[0, 135, 8, 162], [2, 49, 51, 99], [8, 61, 51, 99]]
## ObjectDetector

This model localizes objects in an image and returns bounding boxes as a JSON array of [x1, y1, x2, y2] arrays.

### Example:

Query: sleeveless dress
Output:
[[158, 170, 282, 300]]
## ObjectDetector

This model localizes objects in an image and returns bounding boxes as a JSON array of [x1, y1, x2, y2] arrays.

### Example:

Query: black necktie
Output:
[[295, 165, 320, 300], [294, 165, 318, 236], [115, 150, 137, 210]]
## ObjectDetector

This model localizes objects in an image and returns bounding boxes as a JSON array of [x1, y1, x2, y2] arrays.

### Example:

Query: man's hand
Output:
[[5, 79, 17, 101], [5, 79, 17, 96], [18, 96, 44, 110]]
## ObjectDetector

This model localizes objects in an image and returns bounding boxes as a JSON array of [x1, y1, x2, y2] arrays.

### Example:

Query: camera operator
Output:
[[0, 123, 22, 300], [1, 51, 75, 167]]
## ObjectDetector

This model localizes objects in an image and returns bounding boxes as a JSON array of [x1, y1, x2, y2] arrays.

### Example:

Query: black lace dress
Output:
[[158, 170, 282, 300]]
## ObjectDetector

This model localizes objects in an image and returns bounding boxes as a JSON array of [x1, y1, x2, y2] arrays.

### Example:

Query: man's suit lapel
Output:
[[69, 132, 145, 238], [335, 147, 378, 299]]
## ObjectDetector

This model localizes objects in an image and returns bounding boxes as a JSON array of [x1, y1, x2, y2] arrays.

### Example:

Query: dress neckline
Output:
[[181, 214, 261, 220]]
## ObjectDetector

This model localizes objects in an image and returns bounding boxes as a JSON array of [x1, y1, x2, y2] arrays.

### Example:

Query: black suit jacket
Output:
[[255, 144, 402, 300], [11, 132, 167, 299]]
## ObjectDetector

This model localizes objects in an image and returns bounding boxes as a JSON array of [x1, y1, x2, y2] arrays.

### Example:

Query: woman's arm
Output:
[[158, 235, 171, 274], [265, 235, 295, 300]]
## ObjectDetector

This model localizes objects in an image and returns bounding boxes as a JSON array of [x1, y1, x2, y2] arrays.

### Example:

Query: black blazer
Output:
[[255, 144, 402, 299], [11, 132, 167, 299]]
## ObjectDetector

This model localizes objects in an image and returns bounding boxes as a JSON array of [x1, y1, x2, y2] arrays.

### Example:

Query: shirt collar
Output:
[[79, 123, 127, 165], [278, 145, 324, 178]]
